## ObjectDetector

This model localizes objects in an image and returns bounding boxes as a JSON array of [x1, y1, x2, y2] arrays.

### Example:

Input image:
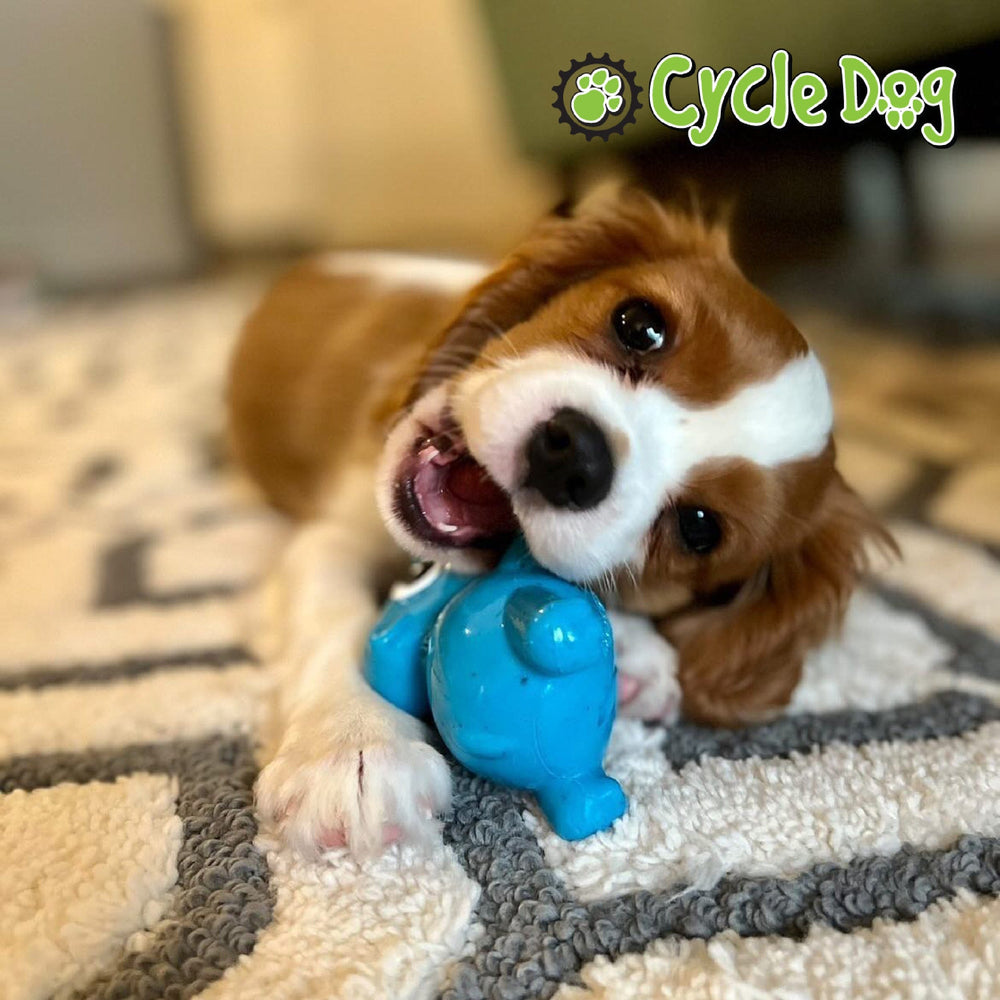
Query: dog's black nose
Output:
[[525, 407, 614, 510]]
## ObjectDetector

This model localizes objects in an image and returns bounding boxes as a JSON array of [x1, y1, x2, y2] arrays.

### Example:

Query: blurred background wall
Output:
[[166, 0, 557, 255], [0, 0, 196, 288], [0, 0, 998, 319]]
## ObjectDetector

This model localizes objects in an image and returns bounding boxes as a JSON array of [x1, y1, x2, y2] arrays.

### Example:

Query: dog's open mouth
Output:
[[394, 416, 517, 549]]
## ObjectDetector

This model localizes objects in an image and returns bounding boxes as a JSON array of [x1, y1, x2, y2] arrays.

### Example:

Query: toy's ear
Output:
[[504, 586, 610, 676]]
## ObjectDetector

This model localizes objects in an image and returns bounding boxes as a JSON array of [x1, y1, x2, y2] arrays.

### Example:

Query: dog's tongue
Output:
[[445, 457, 505, 505], [410, 445, 517, 543], [441, 456, 516, 532]]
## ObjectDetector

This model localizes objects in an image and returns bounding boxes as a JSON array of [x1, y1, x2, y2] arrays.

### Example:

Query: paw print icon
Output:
[[553, 54, 642, 141], [876, 70, 926, 130], [571, 68, 623, 124]]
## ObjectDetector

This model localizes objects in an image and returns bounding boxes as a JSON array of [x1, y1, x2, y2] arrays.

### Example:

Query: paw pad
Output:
[[571, 67, 624, 124]]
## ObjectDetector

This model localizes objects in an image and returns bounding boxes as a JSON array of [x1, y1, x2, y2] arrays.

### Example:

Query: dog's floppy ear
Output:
[[409, 189, 728, 401], [664, 472, 894, 727]]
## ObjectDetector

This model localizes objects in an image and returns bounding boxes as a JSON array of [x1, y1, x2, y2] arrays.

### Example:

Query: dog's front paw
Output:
[[610, 611, 681, 723], [256, 703, 452, 858]]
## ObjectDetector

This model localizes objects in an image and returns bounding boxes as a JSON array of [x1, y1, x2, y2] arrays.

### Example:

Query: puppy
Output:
[[227, 190, 889, 857]]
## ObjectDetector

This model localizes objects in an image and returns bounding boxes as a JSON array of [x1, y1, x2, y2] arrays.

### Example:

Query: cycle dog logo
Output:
[[552, 53, 642, 140]]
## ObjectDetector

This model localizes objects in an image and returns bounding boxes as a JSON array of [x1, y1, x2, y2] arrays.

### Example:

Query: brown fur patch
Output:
[[227, 263, 459, 516], [475, 258, 805, 406], [411, 189, 733, 400], [658, 468, 895, 726]]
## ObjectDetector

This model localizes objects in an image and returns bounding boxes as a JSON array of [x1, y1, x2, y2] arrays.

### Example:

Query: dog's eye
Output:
[[611, 298, 668, 353], [676, 505, 722, 554]]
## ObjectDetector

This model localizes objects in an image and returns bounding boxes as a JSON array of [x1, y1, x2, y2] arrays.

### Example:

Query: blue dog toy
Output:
[[365, 538, 627, 840]]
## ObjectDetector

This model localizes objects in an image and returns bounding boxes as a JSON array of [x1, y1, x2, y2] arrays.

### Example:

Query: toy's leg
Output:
[[252, 465, 452, 859], [535, 772, 627, 841]]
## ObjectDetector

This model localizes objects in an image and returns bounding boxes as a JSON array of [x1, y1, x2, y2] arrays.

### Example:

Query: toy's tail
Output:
[[535, 773, 628, 840], [503, 586, 611, 676]]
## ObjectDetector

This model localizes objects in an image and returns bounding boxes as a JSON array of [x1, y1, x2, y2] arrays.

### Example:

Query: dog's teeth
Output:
[[426, 433, 462, 465]]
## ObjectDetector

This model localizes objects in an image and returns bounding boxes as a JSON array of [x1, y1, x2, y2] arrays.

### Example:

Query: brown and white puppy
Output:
[[228, 190, 890, 858]]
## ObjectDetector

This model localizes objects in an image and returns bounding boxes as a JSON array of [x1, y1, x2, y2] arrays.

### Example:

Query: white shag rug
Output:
[[2, 277, 1000, 1000]]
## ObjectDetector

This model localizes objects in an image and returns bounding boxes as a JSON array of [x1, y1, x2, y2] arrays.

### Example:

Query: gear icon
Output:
[[552, 53, 643, 141]]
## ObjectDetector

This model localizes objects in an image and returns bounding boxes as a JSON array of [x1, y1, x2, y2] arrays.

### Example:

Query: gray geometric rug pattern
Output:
[[2, 281, 1000, 999], [1, 737, 273, 1000], [441, 686, 1000, 999]]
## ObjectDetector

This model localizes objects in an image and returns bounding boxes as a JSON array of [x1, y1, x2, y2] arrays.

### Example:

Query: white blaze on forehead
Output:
[[645, 350, 834, 471], [453, 349, 833, 581], [318, 250, 488, 294]]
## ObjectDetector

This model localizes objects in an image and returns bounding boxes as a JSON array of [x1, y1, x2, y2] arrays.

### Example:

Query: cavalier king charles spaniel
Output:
[[228, 189, 891, 857]]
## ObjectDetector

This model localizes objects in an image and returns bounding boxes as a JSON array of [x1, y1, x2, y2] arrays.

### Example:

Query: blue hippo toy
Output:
[[365, 537, 627, 840]]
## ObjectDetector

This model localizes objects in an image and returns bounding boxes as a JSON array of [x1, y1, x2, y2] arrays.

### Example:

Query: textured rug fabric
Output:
[[2, 279, 1000, 1000]]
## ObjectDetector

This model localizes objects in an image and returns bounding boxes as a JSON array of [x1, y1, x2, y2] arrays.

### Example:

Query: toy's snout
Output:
[[503, 586, 611, 676]]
